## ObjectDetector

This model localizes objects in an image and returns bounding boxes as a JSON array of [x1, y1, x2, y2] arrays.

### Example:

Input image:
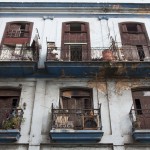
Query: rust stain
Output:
[[115, 79, 150, 95], [131, 63, 140, 70], [115, 64, 127, 75], [115, 80, 131, 95], [88, 82, 106, 94]]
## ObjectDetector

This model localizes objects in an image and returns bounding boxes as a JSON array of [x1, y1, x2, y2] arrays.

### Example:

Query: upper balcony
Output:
[[129, 108, 150, 142], [0, 44, 39, 77], [45, 44, 150, 78], [50, 105, 103, 143], [0, 108, 23, 143]]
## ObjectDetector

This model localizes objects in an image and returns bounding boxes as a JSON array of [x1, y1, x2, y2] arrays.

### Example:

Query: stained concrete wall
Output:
[[0, 79, 149, 150], [0, 1, 150, 149]]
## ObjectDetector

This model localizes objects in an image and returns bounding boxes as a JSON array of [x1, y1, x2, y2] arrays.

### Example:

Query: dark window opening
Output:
[[135, 99, 142, 115], [136, 45, 145, 61], [70, 45, 82, 61], [126, 24, 138, 32], [70, 23, 81, 32], [12, 98, 19, 108]]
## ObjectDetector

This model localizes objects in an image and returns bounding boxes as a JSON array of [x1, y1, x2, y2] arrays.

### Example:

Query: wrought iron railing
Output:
[[0, 108, 24, 130], [0, 45, 39, 61], [129, 108, 150, 130], [46, 46, 150, 62], [51, 105, 102, 130]]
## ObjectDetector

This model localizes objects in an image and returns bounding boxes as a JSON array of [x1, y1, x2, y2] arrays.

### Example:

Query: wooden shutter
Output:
[[2, 21, 33, 45], [61, 22, 91, 61], [119, 22, 149, 46], [132, 90, 150, 129]]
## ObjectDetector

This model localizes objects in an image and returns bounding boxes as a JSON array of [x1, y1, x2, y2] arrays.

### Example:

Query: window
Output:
[[70, 45, 82, 61], [119, 22, 150, 61], [70, 23, 81, 32], [136, 45, 145, 61], [60, 88, 93, 110], [131, 89, 150, 129], [61, 21, 91, 61], [2, 21, 33, 45], [51, 88, 101, 130], [0, 88, 22, 130], [126, 23, 138, 33]]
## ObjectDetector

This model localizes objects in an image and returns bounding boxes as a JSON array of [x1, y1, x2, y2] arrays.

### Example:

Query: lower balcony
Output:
[[0, 44, 39, 77], [130, 109, 150, 142], [50, 106, 104, 143], [0, 108, 23, 143]]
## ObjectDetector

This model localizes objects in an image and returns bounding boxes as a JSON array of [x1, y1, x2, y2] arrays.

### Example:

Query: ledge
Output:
[[132, 130, 150, 142], [0, 61, 37, 77], [50, 129, 104, 143], [0, 129, 21, 143]]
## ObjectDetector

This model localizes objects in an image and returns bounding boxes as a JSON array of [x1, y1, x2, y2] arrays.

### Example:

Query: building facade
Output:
[[0, 0, 150, 150]]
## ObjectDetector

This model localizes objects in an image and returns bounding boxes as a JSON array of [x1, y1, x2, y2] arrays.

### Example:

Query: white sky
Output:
[[0, 0, 150, 3]]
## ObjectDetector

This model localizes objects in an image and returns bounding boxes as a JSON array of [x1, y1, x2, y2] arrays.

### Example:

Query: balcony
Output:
[[129, 108, 150, 142], [0, 44, 39, 77], [45, 45, 150, 78], [50, 105, 103, 143], [0, 108, 24, 143]]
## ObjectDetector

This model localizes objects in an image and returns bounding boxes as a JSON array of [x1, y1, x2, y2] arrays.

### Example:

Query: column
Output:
[[39, 16, 54, 68], [28, 80, 46, 150]]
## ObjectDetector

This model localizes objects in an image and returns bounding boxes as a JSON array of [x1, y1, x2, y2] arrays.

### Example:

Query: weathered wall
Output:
[[0, 17, 150, 67], [0, 78, 149, 150]]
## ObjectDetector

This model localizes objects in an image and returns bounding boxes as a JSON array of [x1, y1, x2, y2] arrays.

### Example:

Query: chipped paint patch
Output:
[[115, 79, 150, 95], [88, 82, 106, 94]]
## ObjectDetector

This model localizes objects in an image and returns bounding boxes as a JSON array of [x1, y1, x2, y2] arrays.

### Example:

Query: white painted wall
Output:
[[1, 16, 150, 67], [0, 2, 150, 150], [0, 79, 149, 150]]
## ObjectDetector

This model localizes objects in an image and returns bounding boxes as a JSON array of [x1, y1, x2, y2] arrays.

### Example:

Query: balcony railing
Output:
[[0, 45, 39, 61], [51, 106, 102, 130], [0, 108, 24, 130], [129, 108, 150, 130], [46, 46, 150, 62]]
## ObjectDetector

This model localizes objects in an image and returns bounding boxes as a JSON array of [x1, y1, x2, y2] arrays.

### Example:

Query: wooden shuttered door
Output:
[[61, 89, 92, 109], [60, 88, 92, 129], [0, 89, 21, 126], [2, 21, 33, 45], [61, 22, 91, 61], [119, 22, 150, 61], [132, 90, 150, 129]]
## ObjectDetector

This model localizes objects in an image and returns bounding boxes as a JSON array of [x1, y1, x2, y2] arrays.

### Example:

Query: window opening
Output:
[[12, 98, 19, 108], [136, 45, 145, 61], [126, 24, 138, 32], [135, 99, 142, 115], [70, 45, 82, 61], [70, 23, 81, 32]]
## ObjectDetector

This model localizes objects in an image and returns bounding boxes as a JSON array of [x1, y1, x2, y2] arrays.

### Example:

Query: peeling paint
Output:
[[131, 63, 140, 70], [115, 79, 150, 95], [88, 81, 106, 94]]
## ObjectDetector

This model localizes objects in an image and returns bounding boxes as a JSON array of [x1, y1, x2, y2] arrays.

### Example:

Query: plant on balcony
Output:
[[2, 116, 22, 130], [133, 117, 141, 129], [1, 108, 24, 130]]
